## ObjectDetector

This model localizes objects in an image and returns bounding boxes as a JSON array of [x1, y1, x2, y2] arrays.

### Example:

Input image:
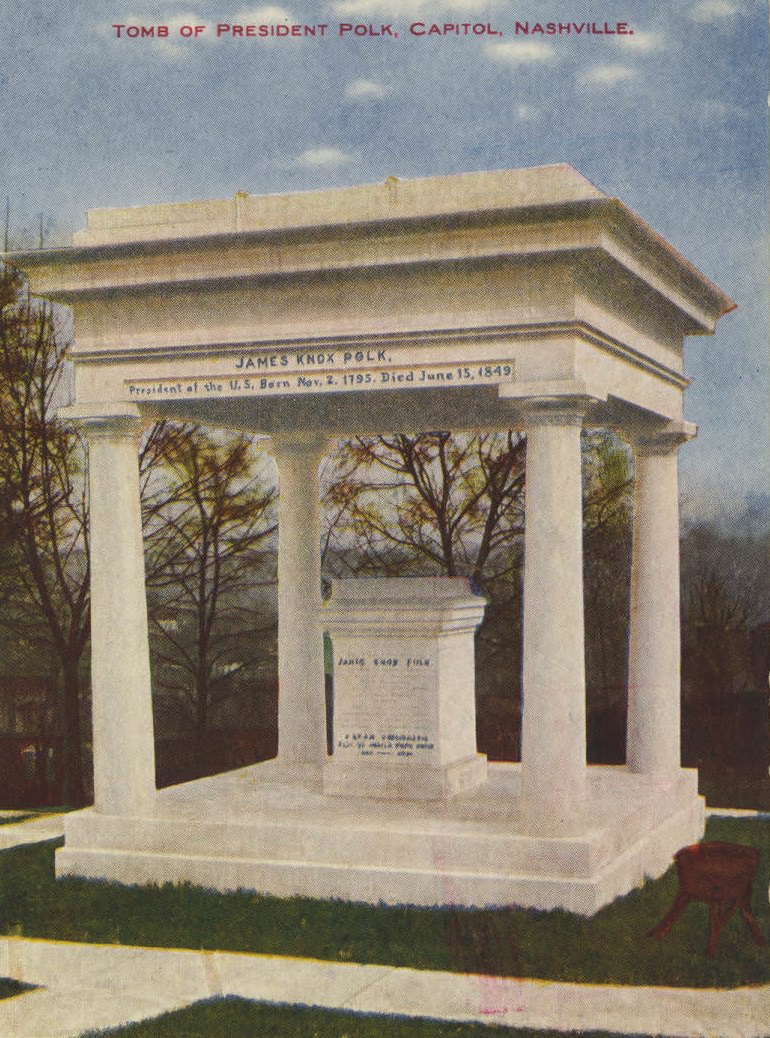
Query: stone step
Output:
[[62, 782, 701, 882], [54, 766, 704, 915], [57, 795, 702, 916], [63, 812, 620, 880], [55, 843, 638, 914]]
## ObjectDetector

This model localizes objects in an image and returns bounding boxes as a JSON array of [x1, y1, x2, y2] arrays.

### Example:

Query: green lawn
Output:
[[0, 817, 767, 988], [0, 813, 32, 826], [80, 998, 656, 1038]]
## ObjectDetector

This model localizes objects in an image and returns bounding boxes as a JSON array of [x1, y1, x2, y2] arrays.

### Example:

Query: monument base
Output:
[[56, 762, 704, 916], [323, 753, 488, 800]]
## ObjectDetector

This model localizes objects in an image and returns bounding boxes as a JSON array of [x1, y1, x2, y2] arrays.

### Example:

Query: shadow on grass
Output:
[[79, 998, 655, 1038], [0, 977, 36, 999], [0, 817, 767, 989], [0, 814, 32, 826]]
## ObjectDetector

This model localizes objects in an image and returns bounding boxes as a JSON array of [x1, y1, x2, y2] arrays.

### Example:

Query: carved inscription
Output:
[[126, 362, 514, 400], [333, 654, 436, 761]]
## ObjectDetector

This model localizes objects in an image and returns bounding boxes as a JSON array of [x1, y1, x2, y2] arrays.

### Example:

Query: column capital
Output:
[[59, 402, 144, 440], [519, 395, 592, 429], [627, 421, 696, 457], [269, 430, 331, 461]]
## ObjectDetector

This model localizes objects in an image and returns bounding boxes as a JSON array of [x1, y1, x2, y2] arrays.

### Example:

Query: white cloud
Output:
[[295, 147, 356, 167], [579, 63, 636, 87], [689, 0, 739, 22], [486, 40, 557, 64], [614, 29, 663, 51], [696, 98, 749, 120], [163, 11, 211, 40], [345, 78, 391, 100], [514, 103, 538, 121]]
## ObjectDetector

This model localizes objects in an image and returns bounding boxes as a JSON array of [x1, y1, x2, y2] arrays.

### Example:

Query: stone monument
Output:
[[322, 577, 487, 800], [6, 165, 735, 912]]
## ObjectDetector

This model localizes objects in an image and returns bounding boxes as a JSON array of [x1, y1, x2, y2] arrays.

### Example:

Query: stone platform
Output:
[[56, 763, 704, 915]]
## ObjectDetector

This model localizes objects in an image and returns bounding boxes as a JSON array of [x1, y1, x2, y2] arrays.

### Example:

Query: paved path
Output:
[[0, 813, 67, 850], [0, 936, 768, 1038]]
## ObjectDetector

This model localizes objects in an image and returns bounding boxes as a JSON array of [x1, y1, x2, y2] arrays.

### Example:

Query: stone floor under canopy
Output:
[[56, 762, 703, 915]]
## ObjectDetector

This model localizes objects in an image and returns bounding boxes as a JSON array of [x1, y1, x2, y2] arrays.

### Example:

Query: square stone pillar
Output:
[[322, 577, 488, 800], [627, 428, 691, 777], [64, 404, 157, 816], [520, 399, 587, 835], [271, 432, 328, 768]]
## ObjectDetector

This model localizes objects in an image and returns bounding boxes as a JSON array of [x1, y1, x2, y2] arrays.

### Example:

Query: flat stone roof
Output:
[[70, 164, 606, 247], [7, 165, 734, 324]]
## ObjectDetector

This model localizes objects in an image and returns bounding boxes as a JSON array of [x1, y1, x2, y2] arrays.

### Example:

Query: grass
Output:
[[0, 817, 767, 989], [0, 813, 32, 826], [0, 806, 71, 824], [79, 998, 657, 1038]]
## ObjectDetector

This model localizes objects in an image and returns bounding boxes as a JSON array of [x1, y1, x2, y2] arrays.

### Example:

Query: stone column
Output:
[[80, 406, 157, 815], [271, 432, 328, 767], [520, 400, 587, 833], [627, 430, 688, 776]]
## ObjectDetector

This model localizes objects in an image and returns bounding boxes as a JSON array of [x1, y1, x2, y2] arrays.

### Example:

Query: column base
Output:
[[519, 794, 587, 837]]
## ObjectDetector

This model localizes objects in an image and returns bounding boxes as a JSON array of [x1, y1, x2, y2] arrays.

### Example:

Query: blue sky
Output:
[[1, 0, 767, 516]]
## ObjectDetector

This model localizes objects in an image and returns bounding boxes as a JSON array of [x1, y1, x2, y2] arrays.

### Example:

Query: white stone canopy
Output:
[[9, 165, 734, 912]]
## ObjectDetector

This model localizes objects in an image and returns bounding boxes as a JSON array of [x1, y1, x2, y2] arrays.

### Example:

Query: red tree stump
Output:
[[648, 841, 767, 958]]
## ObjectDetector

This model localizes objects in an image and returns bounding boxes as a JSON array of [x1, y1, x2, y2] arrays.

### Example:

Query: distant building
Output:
[[0, 676, 62, 807]]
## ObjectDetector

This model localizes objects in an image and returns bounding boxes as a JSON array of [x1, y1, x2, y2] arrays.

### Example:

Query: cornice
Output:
[[68, 319, 690, 389], [7, 195, 734, 330]]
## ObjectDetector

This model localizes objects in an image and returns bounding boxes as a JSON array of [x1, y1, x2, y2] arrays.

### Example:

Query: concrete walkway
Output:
[[0, 812, 67, 850], [0, 936, 768, 1038]]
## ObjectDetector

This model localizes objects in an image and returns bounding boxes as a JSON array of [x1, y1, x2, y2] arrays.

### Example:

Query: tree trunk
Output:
[[194, 671, 209, 773], [60, 658, 86, 806]]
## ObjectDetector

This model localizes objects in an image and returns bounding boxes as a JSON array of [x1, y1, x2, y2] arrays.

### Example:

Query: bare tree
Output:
[[322, 428, 635, 761], [321, 430, 527, 758], [0, 265, 89, 804], [322, 431, 527, 584], [681, 522, 770, 701], [142, 423, 278, 769]]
